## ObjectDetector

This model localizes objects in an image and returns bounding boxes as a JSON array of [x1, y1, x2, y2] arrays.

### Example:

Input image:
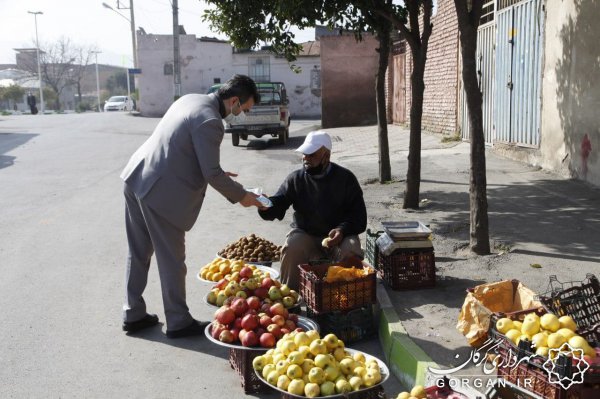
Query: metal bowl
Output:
[[204, 315, 320, 350], [254, 347, 389, 397]]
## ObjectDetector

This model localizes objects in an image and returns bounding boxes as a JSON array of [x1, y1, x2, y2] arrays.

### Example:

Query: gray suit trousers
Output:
[[123, 184, 193, 330]]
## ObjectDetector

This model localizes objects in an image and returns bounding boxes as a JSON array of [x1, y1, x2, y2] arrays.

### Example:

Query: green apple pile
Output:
[[252, 331, 383, 397], [206, 267, 300, 309]]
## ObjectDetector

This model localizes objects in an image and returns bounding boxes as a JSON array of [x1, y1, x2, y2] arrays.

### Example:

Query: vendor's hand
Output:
[[239, 192, 263, 208], [225, 171, 238, 178], [327, 228, 344, 247]]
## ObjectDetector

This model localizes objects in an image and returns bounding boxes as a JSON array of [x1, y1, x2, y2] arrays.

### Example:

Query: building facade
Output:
[[136, 31, 321, 118]]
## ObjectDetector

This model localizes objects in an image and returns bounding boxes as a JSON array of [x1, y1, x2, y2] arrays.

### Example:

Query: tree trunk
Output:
[[460, 28, 490, 254], [376, 32, 392, 183], [403, 51, 425, 209]]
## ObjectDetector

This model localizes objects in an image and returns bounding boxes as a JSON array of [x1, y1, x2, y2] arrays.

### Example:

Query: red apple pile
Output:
[[211, 296, 304, 348]]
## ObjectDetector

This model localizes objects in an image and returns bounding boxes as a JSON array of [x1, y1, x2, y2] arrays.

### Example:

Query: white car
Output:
[[104, 96, 134, 112]]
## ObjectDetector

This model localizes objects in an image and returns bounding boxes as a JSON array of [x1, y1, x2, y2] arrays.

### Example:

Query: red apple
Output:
[[230, 297, 249, 316], [230, 328, 241, 342], [219, 330, 234, 343], [238, 328, 248, 342], [254, 287, 268, 299], [241, 330, 259, 347], [260, 303, 271, 314], [255, 327, 267, 337], [280, 328, 290, 335], [272, 315, 285, 327], [215, 279, 228, 290], [233, 317, 243, 330], [224, 296, 235, 307], [285, 319, 296, 331], [260, 315, 273, 328], [282, 308, 289, 319], [246, 296, 261, 311], [241, 314, 259, 331], [215, 307, 235, 325], [267, 323, 282, 339], [239, 266, 253, 279], [261, 277, 275, 290], [270, 303, 285, 317], [294, 327, 304, 333], [288, 313, 299, 323], [211, 323, 228, 340], [260, 332, 276, 348]]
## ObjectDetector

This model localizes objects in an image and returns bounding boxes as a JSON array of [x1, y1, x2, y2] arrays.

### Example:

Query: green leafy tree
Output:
[[204, 0, 406, 183], [0, 84, 25, 109], [453, 1, 489, 254]]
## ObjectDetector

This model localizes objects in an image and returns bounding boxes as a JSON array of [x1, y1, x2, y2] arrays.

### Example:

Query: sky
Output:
[[0, 0, 316, 68]]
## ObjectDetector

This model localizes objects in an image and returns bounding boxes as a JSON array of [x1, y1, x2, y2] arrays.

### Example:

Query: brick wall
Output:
[[401, 0, 460, 135], [321, 34, 379, 128]]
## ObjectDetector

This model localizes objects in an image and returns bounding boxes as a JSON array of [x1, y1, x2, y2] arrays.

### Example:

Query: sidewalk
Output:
[[323, 123, 600, 393]]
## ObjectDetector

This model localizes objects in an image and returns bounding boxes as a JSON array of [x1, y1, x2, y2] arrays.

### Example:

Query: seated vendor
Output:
[[258, 130, 367, 290]]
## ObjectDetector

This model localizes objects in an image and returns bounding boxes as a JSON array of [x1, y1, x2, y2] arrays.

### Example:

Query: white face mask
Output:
[[224, 100, 246, 123]]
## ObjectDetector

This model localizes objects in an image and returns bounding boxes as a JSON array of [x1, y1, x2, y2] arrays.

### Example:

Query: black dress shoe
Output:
[[123, 313, 159, 333], [166, 319, 210, 339]]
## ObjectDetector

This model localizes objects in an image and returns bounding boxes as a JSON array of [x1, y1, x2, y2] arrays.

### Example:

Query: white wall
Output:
[[541, 0, 600, 185], [138, 32, 321, 118]]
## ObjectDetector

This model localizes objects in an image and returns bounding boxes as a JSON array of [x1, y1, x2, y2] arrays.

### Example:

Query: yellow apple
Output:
[[304, 382, 320, 398]]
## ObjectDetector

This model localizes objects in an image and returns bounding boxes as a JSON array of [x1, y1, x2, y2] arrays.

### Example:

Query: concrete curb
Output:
[[376, 282, 439, 389]]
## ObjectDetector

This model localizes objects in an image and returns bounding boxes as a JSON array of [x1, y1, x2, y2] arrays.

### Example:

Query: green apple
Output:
[[335, 379, 352, 394], [280, 284, 291, 296], [308, 367, 325, 384], [320, 381, 336, 396], [304, 382, 320, 398]]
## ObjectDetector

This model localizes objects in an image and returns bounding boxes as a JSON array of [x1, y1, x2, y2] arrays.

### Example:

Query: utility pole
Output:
[[172, 0, 181, 99], [91, 51, 102, 112], [28, 11, 45, 114], [129, 0, 137, 68]]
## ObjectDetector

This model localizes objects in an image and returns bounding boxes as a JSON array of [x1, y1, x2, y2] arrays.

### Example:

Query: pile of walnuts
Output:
[[218, 234, 282, 263]]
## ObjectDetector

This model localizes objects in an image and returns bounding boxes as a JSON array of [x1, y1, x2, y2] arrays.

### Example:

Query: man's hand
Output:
[[326, 228, 344, 247], [239, 192, 264, 208]]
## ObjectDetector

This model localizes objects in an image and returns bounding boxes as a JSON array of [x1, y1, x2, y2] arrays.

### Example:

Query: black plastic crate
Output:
[[378, 247, 436, 290], [538, 274, 600, 342], [229, 348, 271, 394], [365, 229, 383, 269], [305, 305, 377, 344]]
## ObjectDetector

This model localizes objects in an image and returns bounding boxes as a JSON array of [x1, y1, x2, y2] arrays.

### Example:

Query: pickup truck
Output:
[[225, 82, 291, 146]]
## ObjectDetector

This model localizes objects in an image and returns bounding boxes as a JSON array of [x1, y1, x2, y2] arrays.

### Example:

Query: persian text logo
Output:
[[543, 343, 590, 390], [427, 338, 591, 390]]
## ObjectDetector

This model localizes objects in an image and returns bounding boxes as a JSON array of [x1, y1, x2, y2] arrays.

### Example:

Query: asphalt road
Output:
[[0, 112, 403, 398]]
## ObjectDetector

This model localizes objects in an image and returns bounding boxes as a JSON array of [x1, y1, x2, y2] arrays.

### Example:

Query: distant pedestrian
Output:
[[27, 92, 38, 114]]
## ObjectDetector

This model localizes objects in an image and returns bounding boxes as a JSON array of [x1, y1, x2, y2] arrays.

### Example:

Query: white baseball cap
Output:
[[295, 130, 332, 154]]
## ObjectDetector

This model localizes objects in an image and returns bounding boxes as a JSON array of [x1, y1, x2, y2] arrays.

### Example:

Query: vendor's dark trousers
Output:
[[123, 184, 193, 330], [280, 228, 363, 291]]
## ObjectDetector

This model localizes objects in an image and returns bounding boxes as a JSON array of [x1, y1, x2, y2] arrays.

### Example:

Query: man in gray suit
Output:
[[120, 75, 264, 338]]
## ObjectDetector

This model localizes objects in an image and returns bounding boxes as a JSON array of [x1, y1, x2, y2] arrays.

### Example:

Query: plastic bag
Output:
[[456, 280, 541, 347]]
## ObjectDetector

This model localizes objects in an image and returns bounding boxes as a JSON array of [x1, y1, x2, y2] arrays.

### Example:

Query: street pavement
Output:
[[0, 113, 402, 399], [2, 111, 599, 398]]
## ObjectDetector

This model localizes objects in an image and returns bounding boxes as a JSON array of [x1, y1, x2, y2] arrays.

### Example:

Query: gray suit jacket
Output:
[[121, 93, 246, 231]]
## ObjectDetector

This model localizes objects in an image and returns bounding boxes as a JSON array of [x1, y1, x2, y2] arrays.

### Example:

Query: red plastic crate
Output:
[[299, 260, 376, 314]]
